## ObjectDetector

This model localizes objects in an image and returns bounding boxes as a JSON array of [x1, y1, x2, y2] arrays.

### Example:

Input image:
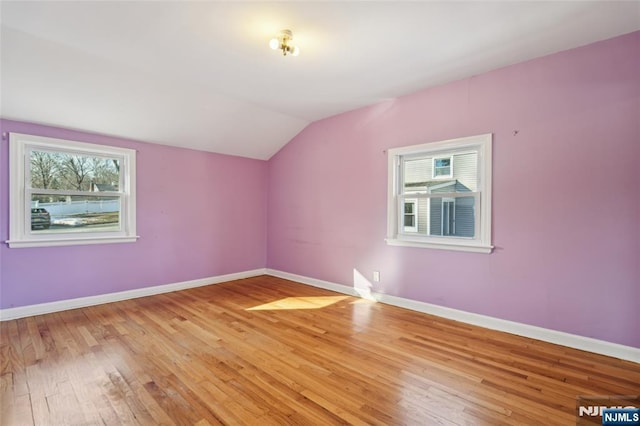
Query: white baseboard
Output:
[[266, 269, 640, 363], [0, 268, 267, 321]]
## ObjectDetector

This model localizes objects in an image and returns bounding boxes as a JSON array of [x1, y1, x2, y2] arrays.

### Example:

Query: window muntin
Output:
[[8, 133, 137, 248], [387, 134, 492, 253]]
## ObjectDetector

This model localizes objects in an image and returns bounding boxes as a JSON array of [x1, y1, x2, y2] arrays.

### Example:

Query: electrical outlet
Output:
[[373, 271, 380, 282]]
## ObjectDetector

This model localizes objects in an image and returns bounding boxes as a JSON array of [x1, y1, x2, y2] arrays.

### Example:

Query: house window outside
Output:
[[387, 134, 493, 253], [403, 199, 418, 232], [433, 156, 452, 178], [8, 133, 137, 248]]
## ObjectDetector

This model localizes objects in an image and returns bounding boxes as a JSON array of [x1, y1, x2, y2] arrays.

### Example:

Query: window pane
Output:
[[434, 158, 450, 167], [401, 196, 476, 238], [30, 150, 120, 191], [31, 194, 121, 233], [434, 165, 451, 177], [402, 152, 478, 193], [404, 203, 414, 214], [404, 215, 415, 227]]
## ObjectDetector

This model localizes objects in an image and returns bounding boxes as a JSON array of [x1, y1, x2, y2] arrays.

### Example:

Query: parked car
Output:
[[31, 208, 51, 230]]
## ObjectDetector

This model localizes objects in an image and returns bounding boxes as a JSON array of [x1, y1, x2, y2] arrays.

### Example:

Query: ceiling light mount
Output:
[[269, 29, 299, 57]]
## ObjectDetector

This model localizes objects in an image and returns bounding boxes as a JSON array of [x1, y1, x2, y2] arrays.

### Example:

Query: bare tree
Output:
[[60, 154, 92, 191], [31, 152, 120, 192], [30, 151, 59, 189]]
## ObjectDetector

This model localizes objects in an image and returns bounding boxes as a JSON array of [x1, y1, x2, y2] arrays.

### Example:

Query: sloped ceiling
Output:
[[1, 1, 638, 159]]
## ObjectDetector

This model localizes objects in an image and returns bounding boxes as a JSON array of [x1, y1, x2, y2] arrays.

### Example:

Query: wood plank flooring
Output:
[[1, 275, 639, 425]]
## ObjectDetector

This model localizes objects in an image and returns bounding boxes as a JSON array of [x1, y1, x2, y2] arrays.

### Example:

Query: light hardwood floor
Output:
[[1, 275, 639, 425]]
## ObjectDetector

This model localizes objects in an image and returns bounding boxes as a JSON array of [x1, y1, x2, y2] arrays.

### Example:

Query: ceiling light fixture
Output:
[[269, 29, 299, 57]]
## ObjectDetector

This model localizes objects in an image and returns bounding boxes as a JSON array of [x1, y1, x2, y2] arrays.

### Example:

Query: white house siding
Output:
[[429, 198, 442, 235], [418, 199, 428, 234], [452, 152, 477, 191], [452, 197, 475, 237], [403, 157, 431, 183]]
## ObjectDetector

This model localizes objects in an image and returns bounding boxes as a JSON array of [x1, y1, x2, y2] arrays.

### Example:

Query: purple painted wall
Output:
[[0, 119, 268, 308], [267, 32, 640, 348]]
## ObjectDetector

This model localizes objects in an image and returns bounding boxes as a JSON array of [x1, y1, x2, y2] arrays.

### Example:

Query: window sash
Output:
[[396, 193, 480, 239], [25, 191, 126, 237]]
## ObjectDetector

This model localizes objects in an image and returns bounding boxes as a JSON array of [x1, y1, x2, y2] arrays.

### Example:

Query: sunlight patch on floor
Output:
[[246, 296, 349, 311]]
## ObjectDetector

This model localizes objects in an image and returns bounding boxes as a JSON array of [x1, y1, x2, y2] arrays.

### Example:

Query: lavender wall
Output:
[[0, 119, 268, 308], [267, 32, 640, 348]]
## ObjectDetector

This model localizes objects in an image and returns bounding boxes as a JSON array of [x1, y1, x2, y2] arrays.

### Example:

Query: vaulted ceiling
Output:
[[1, 1, 638, 159]]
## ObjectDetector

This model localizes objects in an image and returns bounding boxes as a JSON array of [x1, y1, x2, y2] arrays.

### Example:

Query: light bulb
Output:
[[291, 46, 300, 57], [269, 38, 279, 50]]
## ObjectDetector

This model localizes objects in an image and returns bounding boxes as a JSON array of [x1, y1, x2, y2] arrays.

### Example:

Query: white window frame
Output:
[[432, 156, 453, 179], [7, 133, 138, 248], [403, 198, 418, 232], [386, 133, 493, 253]]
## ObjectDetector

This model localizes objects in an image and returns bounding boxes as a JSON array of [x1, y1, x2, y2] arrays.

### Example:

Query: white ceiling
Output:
[[1, 1, 638, 160]]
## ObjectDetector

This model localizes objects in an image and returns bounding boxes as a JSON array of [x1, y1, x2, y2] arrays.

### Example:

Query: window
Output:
[[403, 199, 418, 232], [433, 156, 452, 178], [386, 133, 492, 253], [8, 133, 137, 248]]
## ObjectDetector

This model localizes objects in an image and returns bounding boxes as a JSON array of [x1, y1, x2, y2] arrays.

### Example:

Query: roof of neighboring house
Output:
[[405, 180, 474, 193], [405, 180, 457, 189], [93, 183, 117, 191]]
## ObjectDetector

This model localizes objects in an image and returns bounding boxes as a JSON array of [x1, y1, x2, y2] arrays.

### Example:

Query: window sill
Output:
[[385, 238, 493, 253], [6, 235, 139, 248]]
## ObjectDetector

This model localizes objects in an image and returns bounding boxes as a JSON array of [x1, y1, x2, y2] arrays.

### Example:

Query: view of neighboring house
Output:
[[91, 182, 117, 192], [402, 151, 477, 238]]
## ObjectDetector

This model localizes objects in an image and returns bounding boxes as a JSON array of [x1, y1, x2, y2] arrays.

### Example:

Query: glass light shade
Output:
[[269, 38, 279, 50], [291, 46, 300, 56]]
